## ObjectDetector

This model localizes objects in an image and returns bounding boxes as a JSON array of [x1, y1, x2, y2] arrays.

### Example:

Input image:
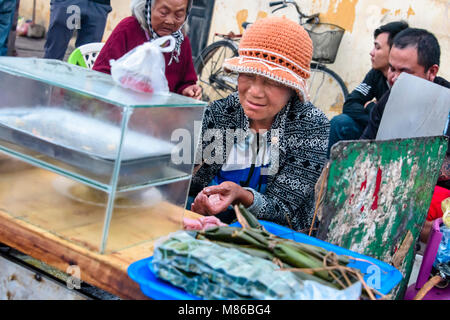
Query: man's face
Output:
[[387, 46, 437, 87], [370, 32, 390, 72]]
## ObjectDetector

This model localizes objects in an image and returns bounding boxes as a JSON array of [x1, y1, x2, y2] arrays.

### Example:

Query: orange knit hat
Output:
[[223, 16, 313, 101]]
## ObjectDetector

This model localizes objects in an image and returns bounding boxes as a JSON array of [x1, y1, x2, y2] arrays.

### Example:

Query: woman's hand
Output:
[[191, 181, 254, 216], [364, 98, 376, 108], [181, 84, 202, 100]]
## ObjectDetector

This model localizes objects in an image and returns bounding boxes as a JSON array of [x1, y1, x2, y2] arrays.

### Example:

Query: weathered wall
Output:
[[19, 0, 450, 90], [17, 0, 131, 41], [17, 0, 50, 26], [209, 0, 450, 92]]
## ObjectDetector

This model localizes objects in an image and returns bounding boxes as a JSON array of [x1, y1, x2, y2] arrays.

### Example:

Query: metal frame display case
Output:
[[0, 57, 206, 254]]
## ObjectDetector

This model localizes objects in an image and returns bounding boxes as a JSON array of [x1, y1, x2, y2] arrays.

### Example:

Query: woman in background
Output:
[[93, 0, 201, 99]]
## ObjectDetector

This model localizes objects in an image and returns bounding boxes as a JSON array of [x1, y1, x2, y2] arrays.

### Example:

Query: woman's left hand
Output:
[[191, 181, 253, 216], [181, 84, 202, 100]]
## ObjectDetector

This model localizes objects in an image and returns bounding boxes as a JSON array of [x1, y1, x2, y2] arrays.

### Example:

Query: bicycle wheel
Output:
[[307, 63, 348, 120], [195, 40, 239, 102]]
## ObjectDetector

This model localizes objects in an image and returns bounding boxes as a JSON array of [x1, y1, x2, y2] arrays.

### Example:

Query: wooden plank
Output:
[[0, 159, 201, 299], [0, 207, 201, 299], [0, 162, 187, 252], [0, 209, 145, 299], [317, 136, 448, 299]]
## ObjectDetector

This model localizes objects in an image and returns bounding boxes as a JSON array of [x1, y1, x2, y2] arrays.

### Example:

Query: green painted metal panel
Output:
[[317, 136, 448, 299]]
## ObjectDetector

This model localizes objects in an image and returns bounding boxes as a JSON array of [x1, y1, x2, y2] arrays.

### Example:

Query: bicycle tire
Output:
[[308, 62, 348, 120], [195, 40, 239, 102]]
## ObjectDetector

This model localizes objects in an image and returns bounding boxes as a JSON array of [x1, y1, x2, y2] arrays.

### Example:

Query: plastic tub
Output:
[[128, 220, 403, 299]]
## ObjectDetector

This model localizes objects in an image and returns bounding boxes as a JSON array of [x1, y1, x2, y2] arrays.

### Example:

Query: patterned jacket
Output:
[[189, 92, 330, 231]]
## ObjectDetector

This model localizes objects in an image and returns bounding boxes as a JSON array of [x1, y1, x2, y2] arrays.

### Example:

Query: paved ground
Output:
[[12, 34, 75, 60]]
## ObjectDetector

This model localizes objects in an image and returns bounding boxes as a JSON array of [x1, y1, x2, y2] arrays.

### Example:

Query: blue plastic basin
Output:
[[127, 220, 403, 299]]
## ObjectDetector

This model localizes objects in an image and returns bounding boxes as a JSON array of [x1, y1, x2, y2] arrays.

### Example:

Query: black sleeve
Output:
[[360, 90, 390, 140], [342, 69, 380, 127]]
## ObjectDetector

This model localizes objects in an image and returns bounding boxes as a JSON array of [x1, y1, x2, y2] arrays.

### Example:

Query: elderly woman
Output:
[[188, 17, 330, 232], [93, 0, 201, 99]]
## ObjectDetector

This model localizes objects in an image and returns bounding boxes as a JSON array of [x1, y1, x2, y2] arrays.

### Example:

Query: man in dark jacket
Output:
[[360, 28, 450, 240], [360, 28, 449, 139], [327, 21, 408, 157], [44, 0, 112, 60]]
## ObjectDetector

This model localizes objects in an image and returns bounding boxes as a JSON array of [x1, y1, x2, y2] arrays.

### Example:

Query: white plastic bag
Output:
[[110, 35, 176, 94]]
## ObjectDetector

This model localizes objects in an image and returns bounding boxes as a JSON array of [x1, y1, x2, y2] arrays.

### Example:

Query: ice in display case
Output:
[[0, 57, 206, 253]]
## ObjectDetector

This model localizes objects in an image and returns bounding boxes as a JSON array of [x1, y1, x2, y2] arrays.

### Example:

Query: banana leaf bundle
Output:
[[152, 205, 385, 299], [152, 230, 362, 300], [193, 205, 382, 299]]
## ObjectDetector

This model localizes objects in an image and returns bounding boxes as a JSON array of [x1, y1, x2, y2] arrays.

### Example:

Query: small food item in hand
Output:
[[208, 193, 221, 206], [201, 216, 228, 230], [183, 218, 203, 231], [183, 216, 227, 231]]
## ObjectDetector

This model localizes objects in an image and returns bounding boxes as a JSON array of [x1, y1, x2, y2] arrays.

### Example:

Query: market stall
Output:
[[0, 56, 206, 299], [0, 57, 446, 301]]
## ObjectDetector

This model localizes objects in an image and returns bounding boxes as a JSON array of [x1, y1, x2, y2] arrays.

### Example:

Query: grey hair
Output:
[[130, 0, 148, 31], [130, 0, 190, 33]]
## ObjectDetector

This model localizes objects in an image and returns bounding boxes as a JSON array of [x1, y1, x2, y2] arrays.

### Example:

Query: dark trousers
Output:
[[327, 113, 364, 158], [0, 0, 17, 56], [44, 0, 111, 60]]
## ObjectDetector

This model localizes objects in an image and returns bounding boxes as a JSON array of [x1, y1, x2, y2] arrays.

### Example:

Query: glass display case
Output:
[[0, 57, 206, 253]]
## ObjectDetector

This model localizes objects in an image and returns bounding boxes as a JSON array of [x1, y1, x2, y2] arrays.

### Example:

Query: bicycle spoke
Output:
[[307, 65, 347, 120], [195, 40, 238, 103]]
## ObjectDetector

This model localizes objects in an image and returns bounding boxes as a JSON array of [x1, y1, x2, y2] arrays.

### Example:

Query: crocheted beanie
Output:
[[223, 16, 313, 101]]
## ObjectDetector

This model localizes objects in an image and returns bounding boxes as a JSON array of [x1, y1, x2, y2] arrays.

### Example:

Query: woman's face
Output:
[[238, 74, 293, 130], [151, 0, 188, 36]]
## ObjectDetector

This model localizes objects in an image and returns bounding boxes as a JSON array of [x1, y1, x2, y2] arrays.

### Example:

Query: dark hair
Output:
[[392, 28, 441, 71], [374, 21, 409, 47]]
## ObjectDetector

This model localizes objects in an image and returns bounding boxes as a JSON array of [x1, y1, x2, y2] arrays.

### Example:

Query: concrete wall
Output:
[[19, 0, 450, 91], [17, 0, 131, 41], [209, 0, 450, 92]]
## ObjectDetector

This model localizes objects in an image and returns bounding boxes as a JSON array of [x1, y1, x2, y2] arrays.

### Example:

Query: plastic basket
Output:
[[128, 220, 403, 300], [305, 23, 344, 64]]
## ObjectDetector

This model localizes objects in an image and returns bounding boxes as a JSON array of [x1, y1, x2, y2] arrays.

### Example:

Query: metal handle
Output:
[[269, 1, 284, 7]]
